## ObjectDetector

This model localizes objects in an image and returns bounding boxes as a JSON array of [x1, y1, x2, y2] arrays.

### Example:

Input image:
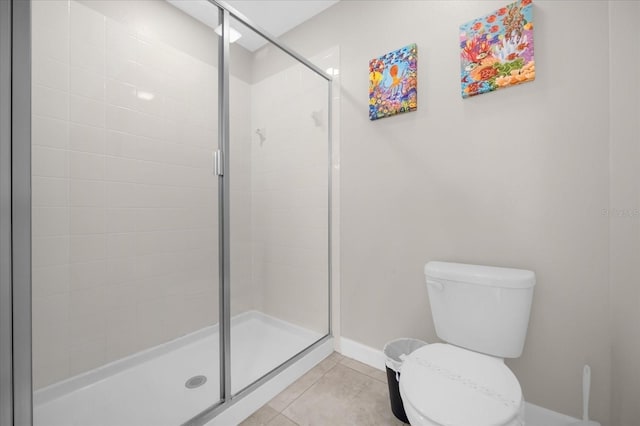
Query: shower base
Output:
[[34, 311, 324, 426]]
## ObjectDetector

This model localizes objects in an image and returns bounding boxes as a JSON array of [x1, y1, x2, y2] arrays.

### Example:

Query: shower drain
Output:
[[185, 375, 207, 389]]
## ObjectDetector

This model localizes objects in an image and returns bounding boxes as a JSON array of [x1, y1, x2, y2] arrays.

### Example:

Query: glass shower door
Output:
[[30, 1, 222, 424], [228, 16, 331, 394]]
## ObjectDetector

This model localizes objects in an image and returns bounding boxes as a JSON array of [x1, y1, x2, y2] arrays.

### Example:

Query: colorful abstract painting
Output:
[[369, 44, 417, 120], [460, 0, 535, 98]]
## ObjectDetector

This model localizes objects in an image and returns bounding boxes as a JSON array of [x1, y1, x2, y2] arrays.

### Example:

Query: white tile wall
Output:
[[32, 85, 69, 121], [69, 67, 105, 101], [31, 0, 226, 389], [229, 75, 254, 317], [32, 0, 328, 392], [248, 60, 330, 335], [33, 56, 69, 92], [31, 0, 69, 64], [69, 123, 105, 154]]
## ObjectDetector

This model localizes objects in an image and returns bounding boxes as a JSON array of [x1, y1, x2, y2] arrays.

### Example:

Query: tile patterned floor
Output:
[[240, 352, 408, 426]]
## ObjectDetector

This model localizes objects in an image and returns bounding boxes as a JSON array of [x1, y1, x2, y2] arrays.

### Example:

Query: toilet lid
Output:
[[400, 343, 522, 426]]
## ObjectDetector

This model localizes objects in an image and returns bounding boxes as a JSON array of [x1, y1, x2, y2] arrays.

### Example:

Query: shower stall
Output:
[[0, 0, 333, 425]]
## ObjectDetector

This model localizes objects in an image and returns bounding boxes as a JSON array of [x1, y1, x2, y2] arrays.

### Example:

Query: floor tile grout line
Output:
[[275, 359, 340, 414], [282, 362, 336, 409], [338, 359, 387, 384], [266, 406, 281, 425], [280, 412, 300, 426], [249, 353, 411, 426]]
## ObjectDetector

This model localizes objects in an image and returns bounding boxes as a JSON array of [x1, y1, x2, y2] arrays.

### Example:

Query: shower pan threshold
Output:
[[34, 311, 325, 426]]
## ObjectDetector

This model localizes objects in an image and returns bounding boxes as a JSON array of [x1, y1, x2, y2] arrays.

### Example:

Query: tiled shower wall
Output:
[[31, 0, 254, 389], [31, 0, 327, 391], [250, 61, 330, 334]]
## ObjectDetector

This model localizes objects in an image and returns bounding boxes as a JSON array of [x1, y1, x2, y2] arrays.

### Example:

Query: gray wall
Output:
[[265, 1, 620, 423], [609, 2, 640, 426]]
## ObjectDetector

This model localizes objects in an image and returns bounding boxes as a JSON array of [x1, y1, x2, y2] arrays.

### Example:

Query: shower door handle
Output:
[[213, 150, 224, 176]]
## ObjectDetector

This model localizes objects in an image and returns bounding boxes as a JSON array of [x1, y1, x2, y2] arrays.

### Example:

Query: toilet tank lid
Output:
[[424, 261, 535, 289]]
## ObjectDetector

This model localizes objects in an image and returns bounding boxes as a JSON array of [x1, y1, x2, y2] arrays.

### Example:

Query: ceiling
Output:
[[166, 0, 339, 52]]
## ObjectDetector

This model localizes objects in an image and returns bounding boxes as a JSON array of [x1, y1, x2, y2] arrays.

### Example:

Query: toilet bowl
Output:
[[399, 262, 535, 426], [399, 343, 524, 426]]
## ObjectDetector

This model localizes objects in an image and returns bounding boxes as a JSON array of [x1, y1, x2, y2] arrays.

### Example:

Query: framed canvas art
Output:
[[369, 44, 418, 120], [460, 0, 535, 98]]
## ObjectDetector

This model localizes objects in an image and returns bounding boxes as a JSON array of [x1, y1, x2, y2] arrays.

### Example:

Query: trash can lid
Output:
[[383, 338, 427, 372]]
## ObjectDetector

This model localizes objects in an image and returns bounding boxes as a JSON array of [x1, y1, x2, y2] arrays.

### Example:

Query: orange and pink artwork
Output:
[[460, 0, 535, 98]]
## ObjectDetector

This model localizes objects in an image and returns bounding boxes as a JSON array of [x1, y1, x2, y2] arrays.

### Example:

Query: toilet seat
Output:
[[399, 343, 523, 426]]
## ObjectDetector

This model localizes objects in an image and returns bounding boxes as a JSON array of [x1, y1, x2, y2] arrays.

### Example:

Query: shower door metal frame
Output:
[[0, 1, 32, 426], [217, 5, 232, 409], [2, 0, 332, 424], [0, 1, 13, 424], [185, 1, 334, 424]]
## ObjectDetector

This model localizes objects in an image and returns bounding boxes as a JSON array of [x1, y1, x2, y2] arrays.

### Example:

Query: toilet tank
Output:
[[424, 261, 535, 358]]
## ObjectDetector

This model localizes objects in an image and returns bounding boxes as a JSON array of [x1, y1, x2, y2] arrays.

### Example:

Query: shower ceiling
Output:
[[166, 0, 340, 51]]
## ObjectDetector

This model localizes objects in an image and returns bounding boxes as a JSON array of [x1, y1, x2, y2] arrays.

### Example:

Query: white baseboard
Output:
[[338, 337, 386, 372]]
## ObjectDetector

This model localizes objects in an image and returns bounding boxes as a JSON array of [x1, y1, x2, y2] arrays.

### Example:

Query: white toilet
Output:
[[399, 261, 535, 426]]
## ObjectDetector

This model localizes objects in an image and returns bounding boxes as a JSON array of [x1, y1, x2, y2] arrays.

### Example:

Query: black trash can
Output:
[[383, 338, 427, 424]]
